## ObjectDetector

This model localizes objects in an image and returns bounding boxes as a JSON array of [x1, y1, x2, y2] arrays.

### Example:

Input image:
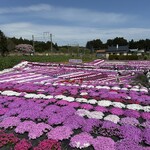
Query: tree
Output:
[[15, 44, 34, 55], [137, 40, 145, 49], [106, 37, 128, 46], [106, 39, 113, 46], [86, 39, 104, 53], [0, 30, 8, 56], [144, 39, 150, 52], [7, 38, 15, 52], [113, 37, 128, 46], [93, 39, 103, 49], [129, 39, 137, 49], [54, 43, 59, 51], [86, 41, 92, 50]]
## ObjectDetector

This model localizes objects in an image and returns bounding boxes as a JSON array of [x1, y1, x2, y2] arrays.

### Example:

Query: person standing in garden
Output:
[[116, 72, 120, 83]]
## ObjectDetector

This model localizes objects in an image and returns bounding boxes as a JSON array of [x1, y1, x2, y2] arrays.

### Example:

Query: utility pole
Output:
[[32, 35, 35, 53], [50, 33, 53, 53], [43, 32, 53, 53], [71, 46, 73, 56]]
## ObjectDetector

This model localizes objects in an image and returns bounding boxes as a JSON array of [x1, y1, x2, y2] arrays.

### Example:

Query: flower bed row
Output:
[[0, 130, 61, 150], [0, 80, 149, 105], [0, 97, 150, 149], [1, 90, 150, 114], [0, 60, 150, 150]]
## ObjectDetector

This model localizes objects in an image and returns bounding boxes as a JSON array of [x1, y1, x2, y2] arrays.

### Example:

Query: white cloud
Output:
[[0, 4, 52, 14], [0, 22, 150, 46], [41, 6, 128, 24], [0, 3, 130, 25], [0, 3, 139, 45]]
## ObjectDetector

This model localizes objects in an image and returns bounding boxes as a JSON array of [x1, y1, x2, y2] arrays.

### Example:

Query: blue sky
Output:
[[0, 0, 150, 46]]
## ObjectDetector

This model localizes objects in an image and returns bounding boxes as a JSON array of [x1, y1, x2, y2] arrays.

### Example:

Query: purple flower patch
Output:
[[110, 107, 124, 116], [143, 128, 150, 145], [47, 126, 73, 140], [92, 136, 115, 150], [70, 132, 93, 149]]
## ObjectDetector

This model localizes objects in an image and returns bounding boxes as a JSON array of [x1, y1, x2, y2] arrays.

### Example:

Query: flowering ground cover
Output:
[[0, 59, 150, 150]]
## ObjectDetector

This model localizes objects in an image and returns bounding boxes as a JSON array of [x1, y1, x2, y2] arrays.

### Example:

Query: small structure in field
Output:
[[96, 50, 106, 58]]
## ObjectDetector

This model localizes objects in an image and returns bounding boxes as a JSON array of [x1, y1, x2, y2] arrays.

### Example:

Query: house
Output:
[[137, 49, 145, 56], [129, 49, 138, 54], [96, 45, 146, 59], [96, 50, 106, 58], [106, 45, 130, 55], [106, 45, 130, 59]]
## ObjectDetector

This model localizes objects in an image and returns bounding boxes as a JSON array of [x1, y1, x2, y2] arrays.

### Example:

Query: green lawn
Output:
[[0, 55, 95, 70]]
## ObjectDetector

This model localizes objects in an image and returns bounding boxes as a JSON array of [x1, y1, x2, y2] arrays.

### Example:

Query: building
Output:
[[129, 49, 138, 54], [107, 45, 129, 55], [96, 50, 106, 58], [96, 45, 146, 59], [105, 45, 130, 59]]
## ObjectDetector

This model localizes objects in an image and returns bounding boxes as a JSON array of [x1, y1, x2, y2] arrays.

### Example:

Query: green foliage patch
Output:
[[0, 55, 95, 71]]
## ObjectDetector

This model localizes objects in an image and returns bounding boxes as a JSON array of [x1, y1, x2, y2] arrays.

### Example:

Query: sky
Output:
[[0, 0, 150, 46]]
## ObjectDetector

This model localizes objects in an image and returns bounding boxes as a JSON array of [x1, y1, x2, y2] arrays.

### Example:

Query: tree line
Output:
[[86, 37, 150, 52], [9, 37, 59, 53], [1, 29, 150, 56], [0, 30, 59, 56]]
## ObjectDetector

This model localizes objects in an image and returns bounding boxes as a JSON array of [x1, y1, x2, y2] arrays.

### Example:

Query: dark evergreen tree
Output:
[[54, 43, 59, 51], [129, 39, 137, 49], [113, 37, 128, 46], [144, 39, 150, 52], [137, 40, 145, 49], [106, 37, 128, 46], [106, 39, 113, 46], [86, 39, 104, 51], [0, 30, 8, 56]]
